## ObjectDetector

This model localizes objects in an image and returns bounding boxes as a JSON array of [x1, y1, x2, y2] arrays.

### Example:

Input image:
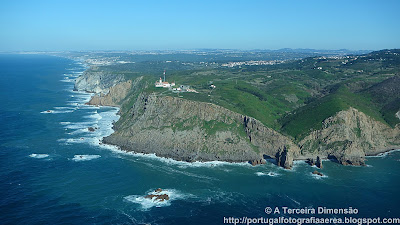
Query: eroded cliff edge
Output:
[[75, 71, 400, 169], [103, 93, 300, 168], [299, 108, 400, 165]]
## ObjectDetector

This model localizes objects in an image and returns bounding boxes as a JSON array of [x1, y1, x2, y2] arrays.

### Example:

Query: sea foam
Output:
[[72, 155, 101, 161], [29, 154, 49, 159], [124, 189, 189, 210]]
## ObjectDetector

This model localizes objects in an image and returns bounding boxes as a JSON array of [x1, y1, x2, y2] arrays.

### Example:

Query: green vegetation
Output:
[[106, 49, 400, 140], [280, 85, 386, 140]]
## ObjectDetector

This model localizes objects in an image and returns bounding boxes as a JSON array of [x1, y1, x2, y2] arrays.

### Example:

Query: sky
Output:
[[0, 0, 399, 51]]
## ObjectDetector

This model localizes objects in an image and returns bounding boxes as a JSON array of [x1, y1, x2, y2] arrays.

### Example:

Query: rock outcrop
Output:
[[275, 146, 294, 169], [144, 188, 170, 202], [299, 108, 400, 166], [250, 159, 266, 166], [306, 156, 323, 169], [316, 156, 323, 169], [74, 67, 125, 94], [87, 80, 133, 106], [312, 170, 323, 176], [103, 93, 300, 167], [75, 70, 400, 169]]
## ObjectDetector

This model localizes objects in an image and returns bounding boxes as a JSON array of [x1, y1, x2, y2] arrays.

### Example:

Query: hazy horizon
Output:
[[1, 0, 399, 51]]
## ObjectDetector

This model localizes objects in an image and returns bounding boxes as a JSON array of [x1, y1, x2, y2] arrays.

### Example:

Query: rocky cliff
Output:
[[299, 107, 400, 165], [103, 93, 300, 167], [74, 67, 125, 94], [87, 77, 142, 107], [75, 71, 400, 169]]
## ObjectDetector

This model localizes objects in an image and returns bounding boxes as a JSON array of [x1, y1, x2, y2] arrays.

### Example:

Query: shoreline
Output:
[[70, 57, 400, 169]]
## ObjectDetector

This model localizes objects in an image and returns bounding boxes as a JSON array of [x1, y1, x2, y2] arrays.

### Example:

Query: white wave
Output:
[[29, 153, 49, 159], [41, 109, 74, 114], [367, 149, 400, 158], [58, 137, 88, 144], [54, 106, 76, 110], [60, 122, 71, 125], [68, 128, 92, 135], [80, 105, 100, 110], [60, 79, 75, 83], [106, 145, 251, 169], [85, 112, 102, 120], [64, 122, 95, 130], [255, 171, 279, 177], [267, 172, 279, 177], [41, 110, 54, 113], [311, 172, 328, 179], [72, 155, 101, 161], [124, 189, 189, 210]]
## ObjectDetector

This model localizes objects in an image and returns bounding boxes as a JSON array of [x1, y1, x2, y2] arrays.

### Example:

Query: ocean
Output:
[[0, 54, 399, 225]]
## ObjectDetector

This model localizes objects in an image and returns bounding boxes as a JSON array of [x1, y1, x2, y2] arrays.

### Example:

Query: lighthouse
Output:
[[155, 70, 175, 88]]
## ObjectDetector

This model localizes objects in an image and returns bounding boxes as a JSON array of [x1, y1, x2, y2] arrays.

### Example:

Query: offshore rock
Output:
[[312, 170, 323, 176], [250, 159, 266, 166], [306, 158, 315, 166], [275, 146, 293, 169], [316, 156, 323, 169], [145, 194, 170, 202]]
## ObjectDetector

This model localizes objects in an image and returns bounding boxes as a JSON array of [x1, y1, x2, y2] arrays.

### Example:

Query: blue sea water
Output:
[[0, 54, 399, 225]]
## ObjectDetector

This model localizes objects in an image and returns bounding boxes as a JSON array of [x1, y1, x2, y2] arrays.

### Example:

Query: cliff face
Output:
[[103, 93, 300, 166], [87, 78, 140, 107], [299, 108, 400, 165], [74, 71, 400, 168], [74, 67, 125, 94]]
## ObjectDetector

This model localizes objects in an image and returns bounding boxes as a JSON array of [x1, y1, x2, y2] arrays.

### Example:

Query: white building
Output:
[[155, 70, 175, 88]]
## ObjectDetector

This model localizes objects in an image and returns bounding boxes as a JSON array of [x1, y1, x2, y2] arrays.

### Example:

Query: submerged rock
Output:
[[250, 159, 266, 166], [307, 156, 323, 169], [312, 170, 324, 176], [145, 194, 170, 202], [306, 158, 315, 166], [144, 189, 170, 202], [88, 127, 95, 132]]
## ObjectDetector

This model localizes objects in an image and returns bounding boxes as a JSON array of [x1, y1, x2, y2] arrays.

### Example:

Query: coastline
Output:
[[71, 57, 400, 169]]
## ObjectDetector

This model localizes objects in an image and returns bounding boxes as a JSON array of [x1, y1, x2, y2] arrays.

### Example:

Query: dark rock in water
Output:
[[88, 127, 95, 132], [307, 156, 323, 169], [144, 188, 169, 202], [306, 158, 315, 166], [316, 156, 323, 169], [312, 170, 323, 176], [250, 159, 266, 166], [276, 146, 293, 169], [145, 194, 170, 202]]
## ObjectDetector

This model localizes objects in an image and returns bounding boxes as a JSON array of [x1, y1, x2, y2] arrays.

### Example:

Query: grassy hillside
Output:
[[108, 49, 400, 140], [279, 85, 386, 140]]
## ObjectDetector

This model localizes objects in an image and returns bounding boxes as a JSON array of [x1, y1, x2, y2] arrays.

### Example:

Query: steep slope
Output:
[[74, 67, 125, 94], [299, 108, 400, 165], [103, 93, 300, 168]]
